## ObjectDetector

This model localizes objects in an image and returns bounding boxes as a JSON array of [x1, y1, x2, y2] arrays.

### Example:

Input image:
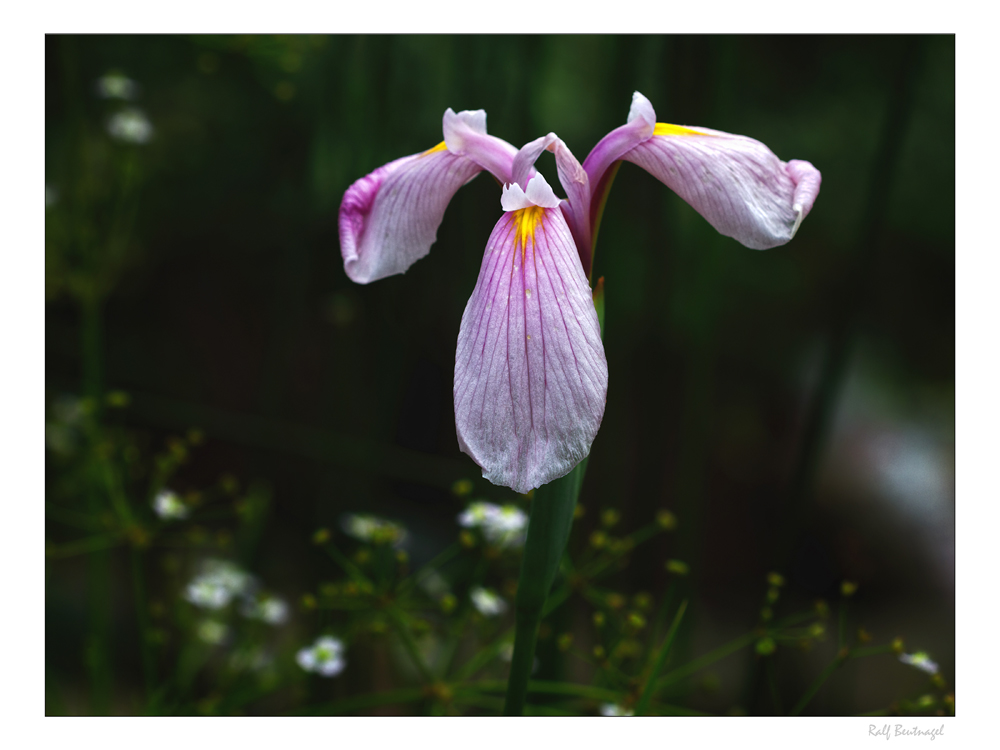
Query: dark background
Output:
[[45, 35, 954, 714]]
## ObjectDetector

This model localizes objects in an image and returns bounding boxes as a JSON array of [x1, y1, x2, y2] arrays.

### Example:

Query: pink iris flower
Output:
[[339, 92, 821, 494]]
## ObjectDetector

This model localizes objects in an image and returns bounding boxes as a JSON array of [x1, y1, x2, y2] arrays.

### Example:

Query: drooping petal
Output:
[[339, 149, 480, 283], [339, 109, 517, 284], [622, 124, 822, 249], [454, 207, 608, 494]]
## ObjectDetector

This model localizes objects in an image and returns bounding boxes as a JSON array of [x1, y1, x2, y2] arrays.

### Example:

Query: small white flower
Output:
[[899, 651, 939, 675], [107, 107, 153, 144], [241, 594, 289, 625], [600, 703, 634, 717], [184, 559, 255, 610], [458, 502, 527, 548], [470, 586, 507, 617], [297, 636, 346, 677], [96, 73, 139, 100], [196, 619, 229, 645], [46, 184, 58, 208], [340, 513, 407, 546], [153, 489, 188, 520]]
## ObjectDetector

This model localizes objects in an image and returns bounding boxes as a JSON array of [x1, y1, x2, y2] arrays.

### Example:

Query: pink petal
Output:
[[512, 132, 594, 274], [454, 207, 608, 494], [339, 149, 482, 283], [443, 108, 518, 184], [340, 108, 518, 285], [622, 124, 822, 249]]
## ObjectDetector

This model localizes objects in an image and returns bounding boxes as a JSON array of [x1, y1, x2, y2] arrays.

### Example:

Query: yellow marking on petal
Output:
[[511, 206, 545, 263], [422, 141, 448, 156], [653, 122, 709, 137]]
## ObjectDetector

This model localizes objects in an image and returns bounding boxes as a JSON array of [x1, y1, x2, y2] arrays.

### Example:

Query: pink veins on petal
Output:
[[454, 204, 607, 495]]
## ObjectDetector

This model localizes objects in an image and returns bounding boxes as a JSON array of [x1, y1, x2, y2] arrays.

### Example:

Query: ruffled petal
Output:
[[340, 108, 518, 284], [622, 124, 822, 250], [511, 133, 594, 274], [454, 207, 608, 494]]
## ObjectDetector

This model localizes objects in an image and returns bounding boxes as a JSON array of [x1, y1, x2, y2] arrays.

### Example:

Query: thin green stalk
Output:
[[323, 541, 373, 586], [634, 599, 688, 715], [47, 532, 123, 559], [396, 541, 461, 597], [386, 608, 435, 685], [503, 459, 587, 716], [789, 652, 845, 716], [656, 630, 758, 690], [437, 557, 489, 680]]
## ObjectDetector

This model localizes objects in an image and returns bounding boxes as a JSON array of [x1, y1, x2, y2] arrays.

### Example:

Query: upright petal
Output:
[[339, 109, 517, 284], [454, 207, 608, 494], [621, 124, 822, 249], [444, 109, 517, 185], [512, 133, 594, 274]]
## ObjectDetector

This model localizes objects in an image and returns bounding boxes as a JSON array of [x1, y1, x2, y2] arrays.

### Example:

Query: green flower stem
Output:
[[788, 643, 894, 716], [655, 630, 758, 691], [396, 541, 462, 598], [503, 458, 588, 716], [789, 653, 845, 716], [634, 599, 688, 715], [386, 607, 435, 685]]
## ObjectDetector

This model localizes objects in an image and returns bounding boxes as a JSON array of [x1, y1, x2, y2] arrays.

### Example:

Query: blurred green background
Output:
[[45, 35, 954, 715]]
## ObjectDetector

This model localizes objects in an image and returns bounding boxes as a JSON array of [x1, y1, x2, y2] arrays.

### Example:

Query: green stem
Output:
[[789, 653, 845, 716], [396, 541, 461, 598], [634, 599, 688, 715], [387, 608, 435, 685], [503, 459, 587, 716], [656, 630, 758, 690]]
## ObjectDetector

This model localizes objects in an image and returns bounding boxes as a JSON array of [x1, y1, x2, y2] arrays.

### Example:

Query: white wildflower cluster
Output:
[[183, 559, 290, 634], [340, 513, 407, 547], [899, 651, 939, 675], [457, 502, 528, 548], [296, 636, 346, 677], [107, 107, 154, 144], [152, 489, 188, 521], [470, 586, 507, 617], [185, 559, 256, 610], [600, 703, 634, 717], [241, 594, 290, 625], [96, 73, 140, 100]]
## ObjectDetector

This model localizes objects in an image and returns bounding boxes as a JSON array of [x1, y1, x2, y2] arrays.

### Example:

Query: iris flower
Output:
[[339, 92, 820, 494]]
